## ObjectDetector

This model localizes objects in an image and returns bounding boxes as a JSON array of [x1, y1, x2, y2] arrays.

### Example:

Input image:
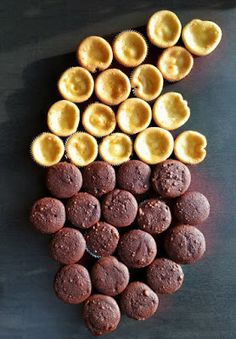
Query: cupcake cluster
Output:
[[29, 9, 221, 337]]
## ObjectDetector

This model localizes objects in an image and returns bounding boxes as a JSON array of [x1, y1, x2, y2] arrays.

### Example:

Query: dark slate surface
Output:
[[0, 1, 236, 338]]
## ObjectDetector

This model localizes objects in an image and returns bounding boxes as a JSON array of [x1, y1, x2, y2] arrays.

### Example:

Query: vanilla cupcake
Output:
[[117, 98, 152, 135], [157, 46, 193, 82], [113, 31, 148, 67], [134, 127, 174, 165], [182, 19, 222, 56], [131, 64, 163, 101], [77, 36, 113, 72], [99, 133, 132, 165], [31, 132, 64, 167], [174, 130, 207, 164], [66, 132, 98, 167], [95, 68, 131, 106], [153, 92, 190, 130], [47, 100, 80, 137], [82, 103, 116, 137], [147, 10, 182, 48], [58, 67, 94, 103]]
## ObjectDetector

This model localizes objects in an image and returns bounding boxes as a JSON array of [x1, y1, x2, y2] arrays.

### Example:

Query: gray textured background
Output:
[[0, 1, 236, 338]]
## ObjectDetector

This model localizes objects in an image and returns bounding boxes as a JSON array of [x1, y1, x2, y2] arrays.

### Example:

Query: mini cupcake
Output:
[[99, 133, 132, 165]]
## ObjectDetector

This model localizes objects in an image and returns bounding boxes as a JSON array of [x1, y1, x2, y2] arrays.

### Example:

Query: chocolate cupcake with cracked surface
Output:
[[164, 224, 206, 264], [91, 256, 129, 296], [173, 191, 210, 225], [152, 159, 191, 198], [120, 282, 159, 320], [30, 197, 65, 234], [137, 199, 171, 235], [118, 229, 157, 268], [49, 227, 86, 265], [83, 294, 121, 336], [82, 161, 116, 197], [117, 160, 151, 195], [54, 264, 91, 304], [66, 192, 101, 229], [146, 258, 184, 294], [85, 222, 119, 257], [46, 162, 83, 199], [102, 189, 138, 227]]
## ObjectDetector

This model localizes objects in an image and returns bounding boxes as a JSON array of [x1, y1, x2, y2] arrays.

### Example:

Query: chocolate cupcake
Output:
[[46, 162, 83, 199], [120, 282, 159, 320], [152, 159, 191, 198], [137, 199, 171, 234], [66, 192, 101, 229], [173, 191, 210, 225], [164, 224, 206, 264], [91, 256, 129, 296], [49, 227, 86, 265], [30, 197, 65, 234], [146, 258, 184, 294], [117, 160, 151, 195], [85, 222, 119, 257], [83, 294, 121, 336], [54, 264, 91, 304], [102, 189, 138, 227], [118, 229, 157, 268], [82, 161, 116, 197]]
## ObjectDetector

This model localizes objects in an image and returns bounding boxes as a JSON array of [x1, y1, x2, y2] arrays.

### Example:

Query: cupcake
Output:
[[99, 133, 132, 165]]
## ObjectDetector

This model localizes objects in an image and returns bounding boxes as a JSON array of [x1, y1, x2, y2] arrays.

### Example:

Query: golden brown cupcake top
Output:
[[66, 132, 98, 167], [182, 19, 222, 56], [147, 10, 182, 48], [131, 64, 163, 102], [82, 103, 116, 137], [134, 127, 174, 165], [77, 36, 113, 72], [99, 133, 132, 165], [47, 100, 80, 137], [113, 31, 148, 67], [31, 132, 64, 167], [95, 68, 131, 106], [153, 92, 190, 130], [157, 46, 193, 82], [117, 98, 152, 135], [174, 130, 207, 164], [58, 67, 94, 103]]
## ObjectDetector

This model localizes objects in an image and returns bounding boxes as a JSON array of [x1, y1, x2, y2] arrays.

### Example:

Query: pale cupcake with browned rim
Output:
[[77, 36, 113, 72], [153, 92, 190, 130], [58, 67, 94, 103], [82, 103, 116, 137], [113, 30, 148, 67], [131, 64, 163, 102], [95, 68, 131, 106], [147, 10, 182, 48], [117, 98, 152, 135], [158, 46, 194, 82]]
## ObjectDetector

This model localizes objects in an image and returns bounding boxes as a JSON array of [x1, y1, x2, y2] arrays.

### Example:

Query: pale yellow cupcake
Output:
[[182, 19, 222, 56], [47, 100, 80, 137], [131, 64, 163, 101], [117, 98, 152, 135], [113, 31, 148, 67], [153, 92, 190, 130], [95, 68, 131, 106], [82, 103, 116, 137], [99, 133, 132, 165], [157, 46, 193, 82], [58, 67, 94, 103], [66, 132, 98, 167], [77, 36, 113, 72], [134, 127, 174, 165], [31, 132, 64, 167], [174, 130, 207, 164], [147, 10, 182, 48]]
